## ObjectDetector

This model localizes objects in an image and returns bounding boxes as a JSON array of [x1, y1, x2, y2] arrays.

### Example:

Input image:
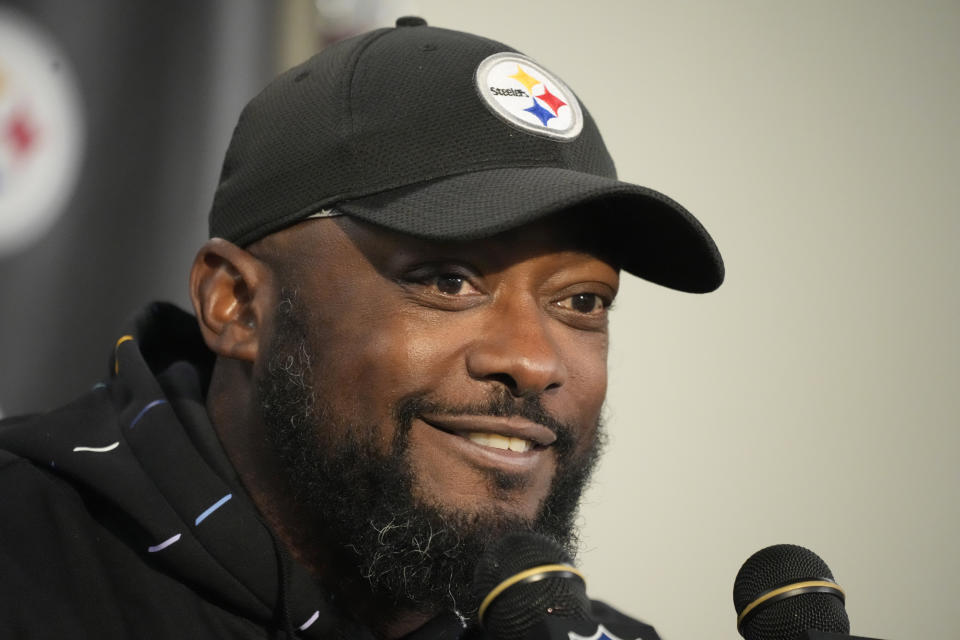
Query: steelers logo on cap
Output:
[[476, 52, 583, 141]]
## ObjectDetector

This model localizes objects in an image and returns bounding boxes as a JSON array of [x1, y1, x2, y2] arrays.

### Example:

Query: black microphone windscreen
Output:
[[474, 532, 591, 640], [733, 544, 850, 640]]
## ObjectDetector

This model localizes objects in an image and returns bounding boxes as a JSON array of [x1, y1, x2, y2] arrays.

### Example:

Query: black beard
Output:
[[256, 291, 605, 628]]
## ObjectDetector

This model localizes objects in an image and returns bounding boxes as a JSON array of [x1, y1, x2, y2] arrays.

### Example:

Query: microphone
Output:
[[473, 532, 655, 640], [473, 532, 593, 640], [733, 544, 882, 640]]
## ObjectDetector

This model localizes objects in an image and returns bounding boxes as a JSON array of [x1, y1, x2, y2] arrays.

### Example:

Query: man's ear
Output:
[[189, 238, 273, 362]]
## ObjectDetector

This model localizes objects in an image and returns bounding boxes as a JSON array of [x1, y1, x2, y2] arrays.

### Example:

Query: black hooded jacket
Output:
[[0, 303, 659, 640]]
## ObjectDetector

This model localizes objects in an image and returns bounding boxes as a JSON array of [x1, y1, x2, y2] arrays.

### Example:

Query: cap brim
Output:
[[335, 166, 724, 293]]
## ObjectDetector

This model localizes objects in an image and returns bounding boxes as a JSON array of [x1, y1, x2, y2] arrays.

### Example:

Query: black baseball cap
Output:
[[209, 17, 723, 293]]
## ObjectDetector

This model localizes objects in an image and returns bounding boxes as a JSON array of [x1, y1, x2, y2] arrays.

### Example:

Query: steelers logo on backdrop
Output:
[[0, 7, 84, 256], [476, 52, 583, 141]]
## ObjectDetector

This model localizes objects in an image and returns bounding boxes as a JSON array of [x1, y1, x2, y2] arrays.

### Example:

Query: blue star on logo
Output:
[[524, 99, 556, 126]]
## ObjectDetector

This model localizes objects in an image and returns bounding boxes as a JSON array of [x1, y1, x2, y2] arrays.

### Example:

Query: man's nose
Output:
[[465, 296, 568, 397]]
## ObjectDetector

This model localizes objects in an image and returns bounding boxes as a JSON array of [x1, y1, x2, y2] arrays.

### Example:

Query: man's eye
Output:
[[401, 265, 482, 302], [558, 293, 606, 314], [425, 272, 482, 297], [435, 274, 466, 295]]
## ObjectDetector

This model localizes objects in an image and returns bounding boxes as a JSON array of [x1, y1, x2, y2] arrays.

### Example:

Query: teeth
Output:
[[467, 432, 533, 453]]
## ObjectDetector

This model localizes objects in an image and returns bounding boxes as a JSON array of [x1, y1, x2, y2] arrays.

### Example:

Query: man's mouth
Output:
[[466, 432, 535, 453], [419, 413, 556, 457]]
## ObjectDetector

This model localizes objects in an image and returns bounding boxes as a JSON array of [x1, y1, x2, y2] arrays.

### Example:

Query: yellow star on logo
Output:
[[509, 65, 541, 92]]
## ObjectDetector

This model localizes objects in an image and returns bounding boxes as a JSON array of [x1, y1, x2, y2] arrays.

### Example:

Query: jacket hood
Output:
[[0, 302, 370, 638]]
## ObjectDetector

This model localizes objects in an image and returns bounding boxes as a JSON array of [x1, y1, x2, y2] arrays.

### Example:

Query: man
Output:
[[0, 17, 722, 639]]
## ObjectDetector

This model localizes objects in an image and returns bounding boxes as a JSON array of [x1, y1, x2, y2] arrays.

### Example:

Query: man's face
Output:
[[254, 215, 618, 613]]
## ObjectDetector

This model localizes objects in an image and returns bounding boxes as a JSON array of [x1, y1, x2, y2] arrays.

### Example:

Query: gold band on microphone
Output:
[[737, 580, 846, 631], [478, 564, 586, 624]]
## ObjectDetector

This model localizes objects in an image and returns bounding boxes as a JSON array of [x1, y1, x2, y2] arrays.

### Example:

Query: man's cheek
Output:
[[389, 325, 469, 393]]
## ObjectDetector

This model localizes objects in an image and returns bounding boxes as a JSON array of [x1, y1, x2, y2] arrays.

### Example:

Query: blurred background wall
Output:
[[1, 1, 957, 639], [0, 0, 274, 413]]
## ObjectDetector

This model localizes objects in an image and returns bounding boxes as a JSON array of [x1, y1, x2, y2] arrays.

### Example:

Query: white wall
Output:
[[398, 2, 959, 638]]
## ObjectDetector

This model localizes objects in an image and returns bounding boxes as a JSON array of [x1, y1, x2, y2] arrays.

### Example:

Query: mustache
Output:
[[393, 391, 578, 457]]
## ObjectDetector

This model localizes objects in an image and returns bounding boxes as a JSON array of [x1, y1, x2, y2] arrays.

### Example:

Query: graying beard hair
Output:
[[351, 515, 466, 614], [273, 289, 314, 415]]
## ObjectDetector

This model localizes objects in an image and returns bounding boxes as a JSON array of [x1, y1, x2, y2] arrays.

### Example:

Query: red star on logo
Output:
[[6, 110, 39, 157], [535, 85, 567, 116]]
